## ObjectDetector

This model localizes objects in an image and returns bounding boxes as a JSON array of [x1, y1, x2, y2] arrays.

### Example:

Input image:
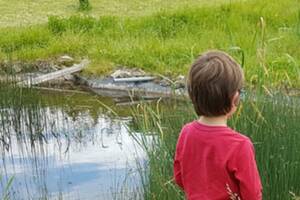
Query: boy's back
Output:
[[173, 50, 262, 200], [174, 121, 262, 200]]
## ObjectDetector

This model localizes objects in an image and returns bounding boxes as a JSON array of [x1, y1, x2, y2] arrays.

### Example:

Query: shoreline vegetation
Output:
[[0, 0, 299, 89], [129, 95, 300, 200], [0, 0, 300, 200]]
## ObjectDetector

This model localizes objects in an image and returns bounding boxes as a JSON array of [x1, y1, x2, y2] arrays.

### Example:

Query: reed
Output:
[[0, 175, 14, 200], [130, 94, 300, 200]]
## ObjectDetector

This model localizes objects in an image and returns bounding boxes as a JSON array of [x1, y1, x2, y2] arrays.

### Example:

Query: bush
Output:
[[78, 0, 91, 11]]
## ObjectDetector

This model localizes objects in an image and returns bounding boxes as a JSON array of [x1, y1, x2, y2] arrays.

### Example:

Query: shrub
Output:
[[78, 0, 91, 11]]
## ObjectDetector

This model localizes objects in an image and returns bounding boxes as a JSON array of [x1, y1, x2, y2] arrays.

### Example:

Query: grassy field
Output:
[[0, 0, 231, 27], [130, 96, 300, 200], [0, 0, 299, 88]]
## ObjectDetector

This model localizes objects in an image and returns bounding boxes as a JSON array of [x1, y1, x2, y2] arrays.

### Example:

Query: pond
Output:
[[0, 87, 149, 200]]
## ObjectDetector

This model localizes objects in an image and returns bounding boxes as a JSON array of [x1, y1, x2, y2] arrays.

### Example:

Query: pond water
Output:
[[0, 88, 148, 200]]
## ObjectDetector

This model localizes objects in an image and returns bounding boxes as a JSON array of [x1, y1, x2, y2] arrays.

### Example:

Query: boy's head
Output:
[[187, 50, 244, 117]]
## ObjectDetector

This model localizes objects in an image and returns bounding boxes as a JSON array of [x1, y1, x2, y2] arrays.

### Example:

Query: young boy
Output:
[[174, 50, 262, 200]]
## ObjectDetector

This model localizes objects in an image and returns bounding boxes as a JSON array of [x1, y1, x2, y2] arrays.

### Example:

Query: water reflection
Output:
[[0, 89, 146, 200]]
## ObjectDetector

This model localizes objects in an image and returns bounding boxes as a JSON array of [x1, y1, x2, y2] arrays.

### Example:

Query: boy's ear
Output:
[[232, 92, 240, 107], [227, 92, 240, 118]]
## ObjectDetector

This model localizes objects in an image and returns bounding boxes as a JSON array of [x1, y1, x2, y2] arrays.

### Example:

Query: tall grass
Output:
[[129, 94, 300, 200], [0, 0, 299, 87], [0, 83, 49, 199]]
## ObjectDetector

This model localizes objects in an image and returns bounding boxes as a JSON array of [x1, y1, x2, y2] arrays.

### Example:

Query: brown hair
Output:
[[187, 50, 244, 117]]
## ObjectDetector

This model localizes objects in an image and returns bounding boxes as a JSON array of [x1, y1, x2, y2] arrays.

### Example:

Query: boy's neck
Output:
[[198, 115, 227, 127]]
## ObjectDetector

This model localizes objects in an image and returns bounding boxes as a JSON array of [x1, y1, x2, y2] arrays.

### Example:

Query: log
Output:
[[113, 76, 155, 83], [18, 59, 89, 86]]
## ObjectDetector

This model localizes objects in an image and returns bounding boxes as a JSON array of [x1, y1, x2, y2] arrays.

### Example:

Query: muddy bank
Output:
[[1, 56, 188, 99], [75, 75, 187, 99], [1, 57, 299, 98]]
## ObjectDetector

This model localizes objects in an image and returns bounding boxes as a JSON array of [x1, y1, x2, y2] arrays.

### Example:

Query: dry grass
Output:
[[0, 0, 231, 27]]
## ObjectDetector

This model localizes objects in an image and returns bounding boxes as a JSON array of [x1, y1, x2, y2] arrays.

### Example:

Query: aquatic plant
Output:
[[0, 175, 14, 200], [0, 83, 140, 199], [130, 94, 300, 200]]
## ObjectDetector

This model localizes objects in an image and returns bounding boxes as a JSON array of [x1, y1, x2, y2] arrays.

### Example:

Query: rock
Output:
[[176, 75, 185, 81], [35, 60, 55, 72], [110, 68, 146, 78], [174, 75, 186, 89], [64, 75, 75, 81], [130, 69, 146, 77], [57, 55, 75, 67], [158, 78, 172, 87], [12, 64, 22, 73], [50, 65, 60, 71], [110, 69, 130, 78]]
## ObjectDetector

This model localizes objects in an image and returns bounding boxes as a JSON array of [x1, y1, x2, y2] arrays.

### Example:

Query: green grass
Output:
[[129, 95, 300, 200], [0, 0, 300, 88]]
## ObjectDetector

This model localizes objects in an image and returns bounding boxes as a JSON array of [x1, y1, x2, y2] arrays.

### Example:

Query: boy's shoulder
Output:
[[229, 128, 252, 141], [180, 121, 253, 145], [181, 121, 196, 131]]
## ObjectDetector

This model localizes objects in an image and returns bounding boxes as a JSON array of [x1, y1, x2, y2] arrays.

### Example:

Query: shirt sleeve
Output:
[[231, 139, 262, 200], [173, 130, 185, 189]]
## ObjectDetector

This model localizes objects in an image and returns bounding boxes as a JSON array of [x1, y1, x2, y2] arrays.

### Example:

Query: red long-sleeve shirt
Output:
[[174, 121, 262, 200]]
